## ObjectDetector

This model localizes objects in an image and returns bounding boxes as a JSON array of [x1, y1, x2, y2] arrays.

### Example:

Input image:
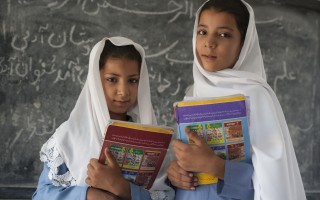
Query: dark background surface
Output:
[[0, 0, 319, 199]]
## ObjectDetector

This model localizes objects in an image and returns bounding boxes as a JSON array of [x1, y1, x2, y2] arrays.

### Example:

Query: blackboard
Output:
[[0, 0, 319, 199]]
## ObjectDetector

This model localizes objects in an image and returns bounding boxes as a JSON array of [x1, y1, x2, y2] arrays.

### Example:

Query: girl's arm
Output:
[[32, 163, 88, 200], [173, 130, 226, 179], [217, 160, 254, 199], [171, 130, 254, 199], [85, 148, 132, 200], [86, 147, 174, 200], [32, 163, 122, 200], [167, 160, 198, 190]]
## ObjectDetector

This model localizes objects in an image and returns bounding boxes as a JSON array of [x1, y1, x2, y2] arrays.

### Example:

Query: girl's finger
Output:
[[104, 147, 117, 167], [167, 161, 195, 183], [89, 158, 100, 168], [170, 179, 196, 190], [85, 177, 91, 185], [185, 129, 203, 146], [173, 139, 189, 152]]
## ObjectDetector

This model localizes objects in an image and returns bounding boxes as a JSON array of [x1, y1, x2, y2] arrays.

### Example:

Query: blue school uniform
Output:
[[175, 161, 254, 200], [32, 162, 151, 200]]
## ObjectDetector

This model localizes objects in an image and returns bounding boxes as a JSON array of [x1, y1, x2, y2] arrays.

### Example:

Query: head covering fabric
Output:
[[53, 37, 157, 186], [190, 1, 306, 199]]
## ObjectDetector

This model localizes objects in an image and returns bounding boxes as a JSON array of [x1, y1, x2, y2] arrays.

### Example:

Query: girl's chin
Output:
[[202, 65, 218, 72]]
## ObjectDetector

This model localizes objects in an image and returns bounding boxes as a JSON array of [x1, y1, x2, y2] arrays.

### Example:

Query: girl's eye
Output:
[[106, 77, 117, 83], [197, 30, 207, 35], [219, 32, 231, 38], [129, 78, 139, 84]]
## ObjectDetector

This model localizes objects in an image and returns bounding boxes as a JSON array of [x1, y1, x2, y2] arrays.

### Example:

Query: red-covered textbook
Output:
[[98, 120, 174, 189]]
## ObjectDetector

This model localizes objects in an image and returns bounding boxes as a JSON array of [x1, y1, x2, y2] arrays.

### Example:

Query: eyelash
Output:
[[129, 78, 139, 84], [106, 77, 116, 83], [219, 33, 231, 38], [197, 30, 207, 35], [105, 77, 139, 84], [197, 29, 231, 38]]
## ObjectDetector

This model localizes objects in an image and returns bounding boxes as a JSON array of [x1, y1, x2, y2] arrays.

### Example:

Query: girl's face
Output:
[[100, 57, 140, 121], [196, 9, 242, 72]]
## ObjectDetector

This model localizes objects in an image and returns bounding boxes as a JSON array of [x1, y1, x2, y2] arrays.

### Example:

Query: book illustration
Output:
[[224, 121, 244, 142], [122, 170, 138, 182], [140, 151, 161, 170], [135, 171, 154, 188], [109, 145, 126, 167], [206, 122, 224, 145], [227, 142, 245, 161], [174, 94, 251, 185], [99, 120, 173, 189], [186, 124, 204, 144], [212, 145, 227, 160], [123, 148, 144, 170]]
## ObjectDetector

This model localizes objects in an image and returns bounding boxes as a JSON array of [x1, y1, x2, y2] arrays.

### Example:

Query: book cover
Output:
[[173, 94, 251, 185], [98, 120, 174, 189]]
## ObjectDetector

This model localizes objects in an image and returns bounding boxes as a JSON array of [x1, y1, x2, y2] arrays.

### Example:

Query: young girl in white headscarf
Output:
[[166, 0, 306, 199], [33, 37, 174, 200]]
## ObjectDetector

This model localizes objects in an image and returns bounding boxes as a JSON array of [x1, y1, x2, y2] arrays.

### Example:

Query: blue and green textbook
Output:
[[173, 94, 252, 184]]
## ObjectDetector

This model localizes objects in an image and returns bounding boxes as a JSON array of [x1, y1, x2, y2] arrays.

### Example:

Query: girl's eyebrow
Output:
[[128, 74, 140, 77], [197, 24, 234, 32], [217, 26, 234, 31], [104, 73, 119, 76], [197, 24, 207, 28], [104, 73, 140, 77]]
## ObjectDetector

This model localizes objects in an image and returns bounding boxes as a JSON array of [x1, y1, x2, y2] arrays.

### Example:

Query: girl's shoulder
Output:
[[185, 84, 194, 97], [40, 136, 76, 187], [40, 136, 61, 165]]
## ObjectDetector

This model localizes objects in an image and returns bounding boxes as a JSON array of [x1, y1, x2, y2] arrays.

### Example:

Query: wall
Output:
[[0, 0, 319, 199]]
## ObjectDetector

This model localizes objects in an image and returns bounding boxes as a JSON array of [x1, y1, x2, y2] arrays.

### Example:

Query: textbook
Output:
[[173, 94, 251, 185], [98, 120, 174, 189]]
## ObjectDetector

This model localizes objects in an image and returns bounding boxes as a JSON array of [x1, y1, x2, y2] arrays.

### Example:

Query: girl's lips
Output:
[[202, 54, 217, 60], [113, 100, 130, 106]]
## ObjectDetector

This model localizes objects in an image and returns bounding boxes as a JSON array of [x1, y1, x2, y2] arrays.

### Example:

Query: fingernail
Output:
[[193, 177, 198, 182], [193, 182, 198, 186], [190, 187, 196, 190], [188, 173, 193, 177]]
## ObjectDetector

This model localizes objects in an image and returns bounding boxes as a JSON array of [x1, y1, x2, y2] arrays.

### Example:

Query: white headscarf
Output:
[[53, 37, 157, 186], [190, 1, 306, 199]]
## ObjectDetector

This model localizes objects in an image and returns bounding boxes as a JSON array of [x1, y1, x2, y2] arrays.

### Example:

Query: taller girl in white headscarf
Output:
[[167, 0, 306, 199], [33, 37, 174, 200]]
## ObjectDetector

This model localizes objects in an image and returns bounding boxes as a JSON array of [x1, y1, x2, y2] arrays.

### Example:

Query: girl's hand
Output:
[[86, 187, 119, 200], [173, 128, 225, 180], [166, 160, 198, 190], [85, 147, 131, 200]]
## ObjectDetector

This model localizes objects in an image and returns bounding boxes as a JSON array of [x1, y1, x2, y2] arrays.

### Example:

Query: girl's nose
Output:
[[205, 38, 217, 48], [117, 84, 129, 98]]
